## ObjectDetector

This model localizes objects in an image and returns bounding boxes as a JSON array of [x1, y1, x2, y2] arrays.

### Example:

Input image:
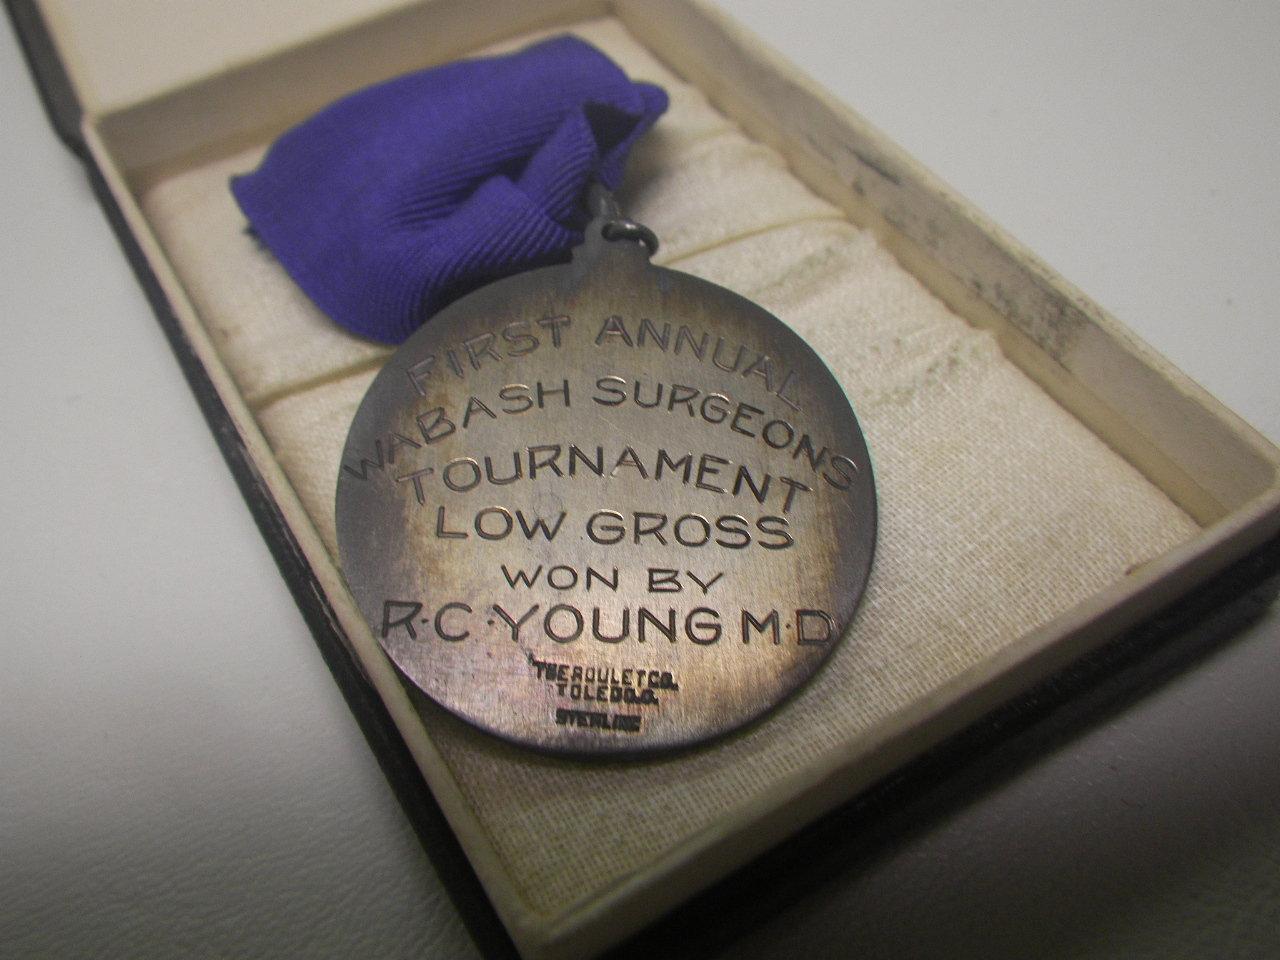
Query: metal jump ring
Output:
[[600, 219, 660, 255]]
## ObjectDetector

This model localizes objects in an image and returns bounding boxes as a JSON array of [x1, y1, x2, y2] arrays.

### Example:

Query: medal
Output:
[[231, 35, 877, 754], [335, 188, 876, 753]]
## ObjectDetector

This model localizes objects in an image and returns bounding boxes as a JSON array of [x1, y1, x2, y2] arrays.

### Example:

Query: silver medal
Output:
[[336, 192, 877, 754]]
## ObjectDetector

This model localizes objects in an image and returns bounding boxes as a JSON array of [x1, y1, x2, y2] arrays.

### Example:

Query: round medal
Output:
[[336, 205, 876, 754]]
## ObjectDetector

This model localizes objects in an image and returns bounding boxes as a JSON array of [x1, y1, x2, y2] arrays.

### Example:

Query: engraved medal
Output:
[[336, 192, 877, 754]]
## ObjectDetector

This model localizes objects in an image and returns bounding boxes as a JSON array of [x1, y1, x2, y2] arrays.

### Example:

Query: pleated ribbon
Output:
[[231, 36, 667, 344]]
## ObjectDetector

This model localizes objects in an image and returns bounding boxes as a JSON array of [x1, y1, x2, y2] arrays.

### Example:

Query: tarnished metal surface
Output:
[[336, 218, 876, 754]]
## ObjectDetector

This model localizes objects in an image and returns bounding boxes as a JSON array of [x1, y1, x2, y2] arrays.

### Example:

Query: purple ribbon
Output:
[[231, 36, 667, 344]]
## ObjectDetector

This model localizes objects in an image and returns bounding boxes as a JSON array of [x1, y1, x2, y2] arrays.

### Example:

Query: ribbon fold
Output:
[[232, 36, 667, 344]]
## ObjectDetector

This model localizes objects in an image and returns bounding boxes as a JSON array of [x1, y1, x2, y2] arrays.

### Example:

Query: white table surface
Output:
[[2, 2, 1278, 957]]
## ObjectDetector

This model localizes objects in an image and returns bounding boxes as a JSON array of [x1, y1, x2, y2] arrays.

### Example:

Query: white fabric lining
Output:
[[139, 16, 1198, 921]]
